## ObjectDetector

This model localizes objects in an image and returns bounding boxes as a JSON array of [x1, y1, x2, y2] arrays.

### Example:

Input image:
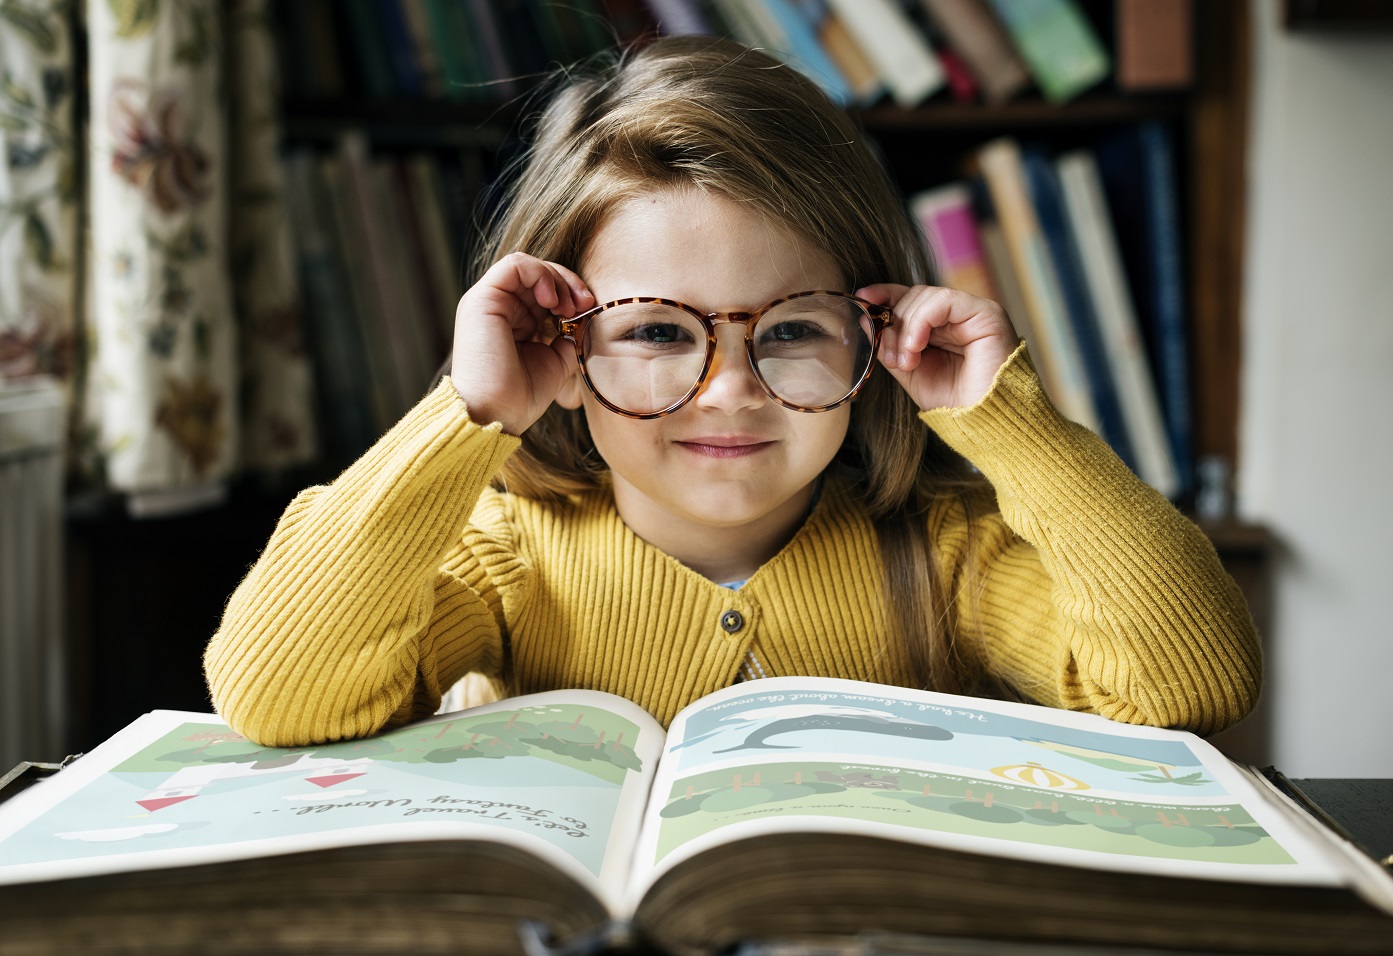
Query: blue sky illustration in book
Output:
[[0, 705, 645, 877], [670, 689, 1223, 799]]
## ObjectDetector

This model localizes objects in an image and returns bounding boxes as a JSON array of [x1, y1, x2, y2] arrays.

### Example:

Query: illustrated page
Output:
[[628, 677, 1349, 904], [0, 690, 662, 911]]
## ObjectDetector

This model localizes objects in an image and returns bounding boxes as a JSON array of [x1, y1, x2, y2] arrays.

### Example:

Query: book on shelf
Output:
[[281, 152, 379, 462], [1093, 120, 1194, 497], [910, 181, 1001, 302], [1114, 0, 1194, 90], [975, 136, 1100, 435], [3, 676, 1392, 955], [1021, 143, 1136, 470], [983, 0, 1110, 103], [822, 0, 946, 107], [1055, 147, 1180, 498], [727, 0, 857, 107], [788, 0, 885, 105], [915, 0, 1032, 104]]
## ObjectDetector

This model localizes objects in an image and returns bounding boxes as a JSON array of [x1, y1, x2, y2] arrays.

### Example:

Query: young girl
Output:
[[205, 37, 1259, 748]]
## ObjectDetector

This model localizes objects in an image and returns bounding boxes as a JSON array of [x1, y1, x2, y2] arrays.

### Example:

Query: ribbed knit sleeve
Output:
[[920, 343, 1261, 735], [204, 381, 521, 746]]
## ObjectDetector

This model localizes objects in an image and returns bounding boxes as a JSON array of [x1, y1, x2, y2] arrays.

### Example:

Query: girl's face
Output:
[[566, 187, 852, 576]]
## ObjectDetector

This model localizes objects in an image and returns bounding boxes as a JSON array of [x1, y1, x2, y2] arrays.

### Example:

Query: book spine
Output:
[[1023, 144, 1135, 466], [466, 0, 524, 99], [643, 0, 711, 35], [406, 155, 465, 357], [282, 153, 378, 460], [1138, 119, 1193, 495], [334, 134, 417, 422], [910, 182, 1000, 302], [1114, 0, 1193, 91], [753, 0, 856, 107], [421, 0, 484, 100], [916, 0, 1031, 104], [975, 137, 1099, 433], [983, 0, 1110, 103], [398, 0, 446, 97], [822, 0, 946, 107], [377, 0, 426, 98], [342, 0, 400, 97], [1055, 149, 1179, 497], [799, 1, 885, 105]]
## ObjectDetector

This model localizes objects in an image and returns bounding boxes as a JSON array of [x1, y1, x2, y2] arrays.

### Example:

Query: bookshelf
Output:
[[63, 1, 1274, 762]]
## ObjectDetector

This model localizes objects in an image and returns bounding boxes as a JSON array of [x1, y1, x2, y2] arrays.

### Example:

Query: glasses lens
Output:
[[582, 302, 708, 415], [752, 295, 875, 408]]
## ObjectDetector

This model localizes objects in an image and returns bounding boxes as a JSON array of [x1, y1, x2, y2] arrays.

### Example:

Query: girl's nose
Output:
[[692, 324, 767, 413]]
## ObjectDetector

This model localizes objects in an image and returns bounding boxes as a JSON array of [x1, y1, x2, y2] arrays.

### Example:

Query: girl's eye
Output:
[[761, 320, 825, 344], [624, 322, 690, 344]]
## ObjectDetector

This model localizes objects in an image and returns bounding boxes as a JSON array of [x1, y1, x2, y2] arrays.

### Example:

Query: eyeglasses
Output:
[[554, 291, 892, 419]]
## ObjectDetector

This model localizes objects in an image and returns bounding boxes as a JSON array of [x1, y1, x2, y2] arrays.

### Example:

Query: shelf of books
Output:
[[269, 1, 1272, 658], [273, 0, 1229, 503]]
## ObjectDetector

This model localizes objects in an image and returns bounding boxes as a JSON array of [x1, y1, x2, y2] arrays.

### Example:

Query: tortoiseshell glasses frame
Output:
[[553, 290, 893, 420]]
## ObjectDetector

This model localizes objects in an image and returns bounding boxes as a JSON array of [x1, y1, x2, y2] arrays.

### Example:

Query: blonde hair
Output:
[[470, 36, 985, 694]]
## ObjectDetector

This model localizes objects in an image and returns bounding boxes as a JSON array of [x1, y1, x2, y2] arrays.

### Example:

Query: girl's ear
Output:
[[555, 369, 586, 410]]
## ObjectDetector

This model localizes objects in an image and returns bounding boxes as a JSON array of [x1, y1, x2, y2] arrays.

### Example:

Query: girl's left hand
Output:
[[856, 283, 1019, 411]]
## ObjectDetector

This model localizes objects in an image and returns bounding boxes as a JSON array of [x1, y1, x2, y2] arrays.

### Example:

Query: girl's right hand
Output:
[[450, 252, 593, 436]]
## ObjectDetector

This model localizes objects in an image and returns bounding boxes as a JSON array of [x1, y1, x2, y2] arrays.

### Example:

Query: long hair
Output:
[[468, 36, 986, 694]]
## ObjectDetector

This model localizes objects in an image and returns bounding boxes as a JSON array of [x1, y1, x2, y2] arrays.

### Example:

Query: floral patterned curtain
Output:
[[0, 0, 79, 388], [84, 0, 239, 498], [2, 0, 316, 507]]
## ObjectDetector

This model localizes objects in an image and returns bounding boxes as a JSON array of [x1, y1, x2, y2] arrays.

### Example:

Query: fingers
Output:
[[488, 252, 595, 320], [861, 284, 1011, 370]]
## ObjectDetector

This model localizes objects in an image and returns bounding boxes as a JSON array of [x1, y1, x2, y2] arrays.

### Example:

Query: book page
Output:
[[627, 677, 1353, 907], [0, 690, 663, 914]]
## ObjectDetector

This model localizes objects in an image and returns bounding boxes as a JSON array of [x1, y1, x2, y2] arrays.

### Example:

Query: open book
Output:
[[2, 677, 1390, 954]]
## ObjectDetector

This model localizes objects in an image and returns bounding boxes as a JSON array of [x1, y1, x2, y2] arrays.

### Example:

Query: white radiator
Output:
[[0, 377, 65, 770]]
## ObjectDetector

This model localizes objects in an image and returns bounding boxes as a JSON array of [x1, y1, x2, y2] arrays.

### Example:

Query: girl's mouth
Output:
[[676, 438, 775, 459]]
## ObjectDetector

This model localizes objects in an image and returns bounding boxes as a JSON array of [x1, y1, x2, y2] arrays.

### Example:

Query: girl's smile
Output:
[[675, 435, 776, 458]]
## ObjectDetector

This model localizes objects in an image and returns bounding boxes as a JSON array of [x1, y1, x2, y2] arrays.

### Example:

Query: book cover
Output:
[[822, 0, 946, 107], [3, 679, 1391, 954], [1022, 144, 1136, 468], [1056, 149, 1180, 498], [916, 0, 1031, 104], [984, 0, 1110, 103], [975, 137, 1100, 434], [643, 0, 712, 35]]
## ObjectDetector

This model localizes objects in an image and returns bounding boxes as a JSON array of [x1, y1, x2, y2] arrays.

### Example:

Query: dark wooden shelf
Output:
[[856, 93, 1188, 133]]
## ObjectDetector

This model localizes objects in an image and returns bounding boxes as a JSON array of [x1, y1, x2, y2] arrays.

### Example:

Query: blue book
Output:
[[1093, 122, 1194, 496], [758, 0, 856, 107], [1022, 144, 1135, 469], [376, 0, 426, 98]]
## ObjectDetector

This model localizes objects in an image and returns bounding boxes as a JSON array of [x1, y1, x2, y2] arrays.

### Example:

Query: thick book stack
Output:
[[913, 123, 1191, 499], [282, 137, 482, 462], [274, 0, 1193, 108]]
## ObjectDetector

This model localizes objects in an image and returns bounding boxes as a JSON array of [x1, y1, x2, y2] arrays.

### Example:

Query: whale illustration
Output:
[[712, 714, 953, 753]]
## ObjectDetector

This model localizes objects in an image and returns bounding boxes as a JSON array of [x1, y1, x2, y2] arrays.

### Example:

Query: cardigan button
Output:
[[720, 610, 744, 633]]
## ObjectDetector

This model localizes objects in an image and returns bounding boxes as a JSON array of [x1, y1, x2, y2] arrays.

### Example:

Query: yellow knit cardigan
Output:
[[205, 346, 1260, 747]]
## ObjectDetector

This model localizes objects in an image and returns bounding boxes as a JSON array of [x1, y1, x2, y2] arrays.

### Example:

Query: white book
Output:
[[976, 138, 1100, 432], [822, 0, 946, 107], [1056, 150, 1180, 497]]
